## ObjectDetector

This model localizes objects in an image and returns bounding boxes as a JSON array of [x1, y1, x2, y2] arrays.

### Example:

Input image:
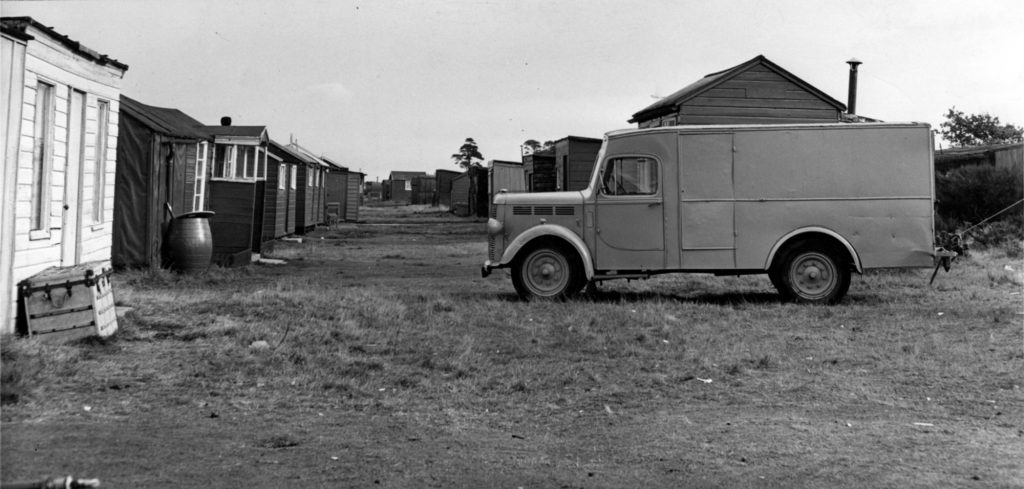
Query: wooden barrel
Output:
[[166, 211, 215, 272]]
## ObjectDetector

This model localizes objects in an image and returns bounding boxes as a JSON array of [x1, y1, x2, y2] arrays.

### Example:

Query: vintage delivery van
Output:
[[482, 123, 939, 304]]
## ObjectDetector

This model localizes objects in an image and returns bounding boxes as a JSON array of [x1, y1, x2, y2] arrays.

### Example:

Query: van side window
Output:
[[601, 157, 658, 196]]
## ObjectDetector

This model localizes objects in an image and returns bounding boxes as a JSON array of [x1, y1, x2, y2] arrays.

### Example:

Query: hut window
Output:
[[236, 146, 249, 179], [193, 142, 208, 211], [214, 145, 235, 179], [278, 164, 286, 190], [92, 100, 109, 223], [256, 148, 266, 180], [290, 165, 297, 189], [31, 81, 55, 233]]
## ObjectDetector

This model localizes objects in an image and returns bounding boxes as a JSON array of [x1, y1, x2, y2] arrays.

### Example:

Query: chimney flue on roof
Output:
[[846, 58, 862, 115], [220, 116, 232, 126]]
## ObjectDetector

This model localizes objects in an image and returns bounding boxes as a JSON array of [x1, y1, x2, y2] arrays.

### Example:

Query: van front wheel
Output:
[[512, 245, 583, 301], [772, 245, 850, 304]]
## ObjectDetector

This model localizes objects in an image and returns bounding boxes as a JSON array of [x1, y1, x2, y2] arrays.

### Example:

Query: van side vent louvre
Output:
[[554, 206, 574, 216], [533, 206, 553, 216], [512, 206, 532, 215]]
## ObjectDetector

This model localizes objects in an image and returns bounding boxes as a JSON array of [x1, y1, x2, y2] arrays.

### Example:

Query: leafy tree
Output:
[[521, 139, 556, 155], [451, 138, 484, 169], [940, 107, 1023, 147]]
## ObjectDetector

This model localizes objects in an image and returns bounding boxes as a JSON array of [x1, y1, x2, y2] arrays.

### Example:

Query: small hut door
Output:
[[60, 89, 87, 266]]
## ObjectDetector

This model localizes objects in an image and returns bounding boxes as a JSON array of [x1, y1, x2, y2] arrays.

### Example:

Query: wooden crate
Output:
[[18, 260, 118, 341]]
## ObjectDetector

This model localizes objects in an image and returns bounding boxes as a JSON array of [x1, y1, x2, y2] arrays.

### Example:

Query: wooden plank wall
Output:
[[208, 180, 255, 255], [345, 174, 360, 221], [641, 65, 840, 128]]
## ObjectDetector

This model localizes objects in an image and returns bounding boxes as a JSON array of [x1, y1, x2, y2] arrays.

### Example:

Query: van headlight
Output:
[[486, 218, 504, 236]]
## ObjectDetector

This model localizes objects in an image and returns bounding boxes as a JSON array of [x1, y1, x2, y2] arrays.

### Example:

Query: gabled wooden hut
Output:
[[629, 54, 846, 128], [435, 170, 460, 208], [522, 149, 556, 192], [287, 142, 329, 233], [387, 171, 427, 204], [266, 140, 303, 239], [204, 122, 270, 264], [450, 166, 489, 218], [1, 17, 127, 332], [113, 95, 211, 269], [553, 136, 602, 192]]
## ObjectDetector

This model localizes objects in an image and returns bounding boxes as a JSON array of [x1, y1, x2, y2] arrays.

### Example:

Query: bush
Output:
[[935, 165, 1023, 224], [935, 165, 1023, 251]]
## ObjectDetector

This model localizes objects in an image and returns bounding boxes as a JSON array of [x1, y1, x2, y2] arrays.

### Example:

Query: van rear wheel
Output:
[[512, 244, 583, 301], [772, 244, 851, 305]]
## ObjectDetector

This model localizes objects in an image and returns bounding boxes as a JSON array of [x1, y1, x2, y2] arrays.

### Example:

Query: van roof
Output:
[[606, 122, 931, 139]]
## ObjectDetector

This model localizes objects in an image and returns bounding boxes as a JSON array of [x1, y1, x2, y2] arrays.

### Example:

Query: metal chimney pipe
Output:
[[846, 58, 862, 115]]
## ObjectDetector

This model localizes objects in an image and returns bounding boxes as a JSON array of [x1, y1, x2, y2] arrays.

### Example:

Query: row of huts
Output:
[[0, 17, 362, 332], [378, 134, 605, 218]]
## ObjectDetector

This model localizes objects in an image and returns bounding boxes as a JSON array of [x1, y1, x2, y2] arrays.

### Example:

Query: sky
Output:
[[3, 0, 1022, 181]]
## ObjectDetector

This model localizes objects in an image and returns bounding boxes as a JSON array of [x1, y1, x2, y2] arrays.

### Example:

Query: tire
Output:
[[773, 243, 851, 305], [511, 244, 584, 301]]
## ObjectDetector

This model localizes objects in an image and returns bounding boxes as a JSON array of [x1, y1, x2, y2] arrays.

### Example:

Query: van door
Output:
[[678, 133, 736, 269], [593, 155, 665, 270]]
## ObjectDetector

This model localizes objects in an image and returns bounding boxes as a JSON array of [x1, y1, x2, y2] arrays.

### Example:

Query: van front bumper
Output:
[[481, 260, 503, 278]]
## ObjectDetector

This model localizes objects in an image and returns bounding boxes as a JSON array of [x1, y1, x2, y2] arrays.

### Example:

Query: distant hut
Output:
[[522, 148, 556, 192], [364, 181, 382, 202], [113, 95, 211, 269], [935, 142, 1024, 174], [287, 142, 329, 234], [321, 156, 348, 222], [553, 136, 602, 192], [1, 17, 128, 332], [629, 54, 846, 128], [387, 171, 427, 204], [450, 166, 489, 217], [266, 140, 303, 241], [489, 160, 526, 203], [435, 170, 460, 208], [412, 175, 436, 205], [345, 171, 364, 221], [204, 121, 270, 264]]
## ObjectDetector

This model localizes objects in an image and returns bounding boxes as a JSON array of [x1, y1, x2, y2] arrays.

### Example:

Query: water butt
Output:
[[166, 211, 215, 272]]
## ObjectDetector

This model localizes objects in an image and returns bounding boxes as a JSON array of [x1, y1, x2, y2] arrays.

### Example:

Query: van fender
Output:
[[500, 224, 595, 280], [765, 226, 864, 274]]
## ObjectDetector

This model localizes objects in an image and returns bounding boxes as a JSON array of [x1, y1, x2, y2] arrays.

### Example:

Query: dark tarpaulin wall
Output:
[[112, 114, 156, 268], [113, 113, 198, 268]]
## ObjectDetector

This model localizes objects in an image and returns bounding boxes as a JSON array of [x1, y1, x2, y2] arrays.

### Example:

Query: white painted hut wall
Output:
[[2, 33, 28, 334], [4, 25, 124, 334]]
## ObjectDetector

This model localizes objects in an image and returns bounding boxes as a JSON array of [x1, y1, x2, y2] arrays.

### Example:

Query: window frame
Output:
[[193, 141, 209, 210], [92, 99, 109, 223], [599, 155, 660, 197], [30, 80, 56, 237]]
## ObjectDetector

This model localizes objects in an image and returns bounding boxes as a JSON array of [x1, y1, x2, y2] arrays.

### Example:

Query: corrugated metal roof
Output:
[[1, 16, 128, 71], [120, 95, 209, 140], [629, 55, 847, 123]]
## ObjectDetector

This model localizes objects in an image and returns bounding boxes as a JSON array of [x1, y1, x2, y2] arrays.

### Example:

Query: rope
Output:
[[959, 198, 1024, 236]]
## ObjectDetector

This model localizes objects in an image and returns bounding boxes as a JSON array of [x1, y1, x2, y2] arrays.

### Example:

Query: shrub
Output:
[[935, 164, 1023, 251]]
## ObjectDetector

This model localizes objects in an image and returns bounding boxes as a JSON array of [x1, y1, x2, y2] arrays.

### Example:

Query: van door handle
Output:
[[648, 202, 662, 208]]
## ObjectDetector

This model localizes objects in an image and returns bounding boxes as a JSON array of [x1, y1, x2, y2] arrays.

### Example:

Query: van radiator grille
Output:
[[510, 205, 575, 216], [488, 235, 496, 261]]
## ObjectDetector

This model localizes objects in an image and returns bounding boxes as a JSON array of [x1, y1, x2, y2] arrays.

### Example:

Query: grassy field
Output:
[[2, 204, 1023, 488]]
